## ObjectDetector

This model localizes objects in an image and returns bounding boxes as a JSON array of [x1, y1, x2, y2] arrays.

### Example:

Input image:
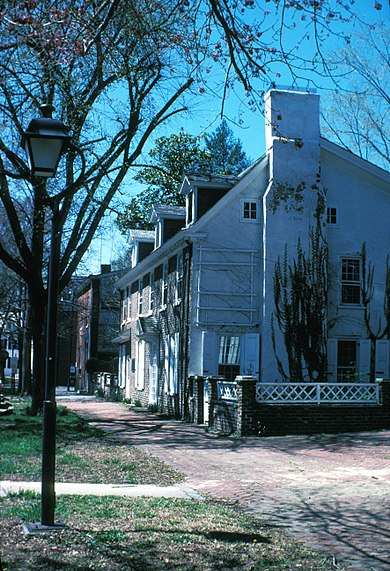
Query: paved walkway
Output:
[[0, 480, 199, 498], [59, 391, 390, 571]]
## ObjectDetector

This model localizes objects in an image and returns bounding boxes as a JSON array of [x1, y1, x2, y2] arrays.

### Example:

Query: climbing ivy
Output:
[[272, 206, 328, 382]]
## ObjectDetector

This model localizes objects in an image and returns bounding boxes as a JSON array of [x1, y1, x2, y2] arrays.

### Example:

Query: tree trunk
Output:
[[20, 302, 32, 395], [29, 291, 47, 415], [370, 337, 376, 383]]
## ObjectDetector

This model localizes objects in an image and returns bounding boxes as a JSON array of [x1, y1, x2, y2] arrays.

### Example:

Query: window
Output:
[[121, 290, 126, 323], [327, 206, 338, 225], [138, 279, 143, 314], [341, 258, 361, 304], [337, 340, 357, 382], [126, 286, 131, 320], [176, 255, 184, 303], [241, 200, 259, 222], [218, 336, 240, 380], [150, 272, 155, 311], [161, 263, 168, 307]]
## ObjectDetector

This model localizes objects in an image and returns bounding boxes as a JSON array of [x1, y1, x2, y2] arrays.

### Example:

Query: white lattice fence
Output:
[[256, 383, 380, 404]]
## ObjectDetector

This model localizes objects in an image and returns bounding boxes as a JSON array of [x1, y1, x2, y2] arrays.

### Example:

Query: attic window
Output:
[[241, 200, 259, 222]]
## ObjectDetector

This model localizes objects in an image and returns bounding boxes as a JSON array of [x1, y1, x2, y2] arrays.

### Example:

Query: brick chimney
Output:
[[265, 88, 320, 185]]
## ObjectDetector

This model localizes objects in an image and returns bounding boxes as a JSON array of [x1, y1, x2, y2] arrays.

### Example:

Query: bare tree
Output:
[[0, 1, 379, 412], [322, 23, 389, 169], [361, 242, 390, 382]]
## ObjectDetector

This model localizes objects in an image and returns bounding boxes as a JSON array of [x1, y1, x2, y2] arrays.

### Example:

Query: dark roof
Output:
[[149, 205, 186, 223], [128, 229, 155, 244], [112, 330, 131, 344]]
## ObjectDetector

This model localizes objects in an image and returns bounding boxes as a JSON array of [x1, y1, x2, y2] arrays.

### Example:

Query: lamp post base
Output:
[[22, 521, 67, 536]]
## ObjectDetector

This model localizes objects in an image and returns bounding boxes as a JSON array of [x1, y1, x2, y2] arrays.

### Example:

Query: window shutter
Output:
[[202, 331, 218, 376], [119, 345, 125, 388], [137, 340, 145, 390], [327, 338, 337, 382], [173, 332, 179, 394], [164, 335, 169, 393], [359, 339, 371, 382], [241, 333, 260, 376], [169, 335, 176, 395], [375, 340, 389, 379]]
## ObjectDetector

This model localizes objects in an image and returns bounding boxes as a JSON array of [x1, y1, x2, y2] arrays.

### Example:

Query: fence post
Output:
[[207, 377, 220, 431], [236, 376, 257, 436], [191, 376, 206, 424]]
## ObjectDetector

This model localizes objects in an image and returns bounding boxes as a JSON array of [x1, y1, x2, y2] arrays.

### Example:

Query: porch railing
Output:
[[255, 382, 380, 405]]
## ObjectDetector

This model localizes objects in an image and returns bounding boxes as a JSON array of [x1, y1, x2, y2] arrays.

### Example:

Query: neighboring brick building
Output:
[[76, 265, 125, 393]]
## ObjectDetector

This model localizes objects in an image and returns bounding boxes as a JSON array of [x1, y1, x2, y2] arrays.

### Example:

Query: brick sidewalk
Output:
[[61, 395, 390, 571]]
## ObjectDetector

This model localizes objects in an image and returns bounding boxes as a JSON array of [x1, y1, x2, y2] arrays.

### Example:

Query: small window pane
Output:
[[243, 201, 257, 220], [327, 207, 337, 225]]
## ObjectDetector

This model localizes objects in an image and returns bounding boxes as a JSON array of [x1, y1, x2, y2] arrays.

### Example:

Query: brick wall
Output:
[[207, 379, 390, 437], [208, 376, 239, 435]]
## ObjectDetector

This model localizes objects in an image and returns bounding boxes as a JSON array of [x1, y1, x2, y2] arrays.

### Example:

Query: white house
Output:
[[115, 88, 390, 419]]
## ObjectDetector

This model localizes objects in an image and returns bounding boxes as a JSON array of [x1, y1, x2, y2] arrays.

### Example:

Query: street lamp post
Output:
[[21, 105, 70, 531]]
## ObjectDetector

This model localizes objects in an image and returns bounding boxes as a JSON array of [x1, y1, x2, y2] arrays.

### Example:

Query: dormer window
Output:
[[180, 174, 237, 226], [149, 205, 186, 248], [128, 230, 154, 267]]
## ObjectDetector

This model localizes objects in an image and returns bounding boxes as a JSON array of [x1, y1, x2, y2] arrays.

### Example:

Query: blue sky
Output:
[[84, 1, 389, 273]]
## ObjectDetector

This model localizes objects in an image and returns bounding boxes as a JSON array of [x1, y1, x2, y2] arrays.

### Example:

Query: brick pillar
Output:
[[207, 377, 218, 431], [236, 376, 257, 436], [192, 376, 205, 424]]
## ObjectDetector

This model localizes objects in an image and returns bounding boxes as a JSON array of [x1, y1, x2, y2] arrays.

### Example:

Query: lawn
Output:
[[0, 398, 338, 570]]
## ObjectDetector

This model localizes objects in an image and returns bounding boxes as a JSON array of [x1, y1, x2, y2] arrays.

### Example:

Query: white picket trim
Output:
[[256, 382, 380, 405]]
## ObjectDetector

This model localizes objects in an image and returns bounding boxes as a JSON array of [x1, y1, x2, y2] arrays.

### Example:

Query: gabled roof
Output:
[[115, 154, 269, 288], [180, 173, 238, 195], [149, 204, 186, 223], [321, 138, 390, 184], [128, 229, 155, 245]]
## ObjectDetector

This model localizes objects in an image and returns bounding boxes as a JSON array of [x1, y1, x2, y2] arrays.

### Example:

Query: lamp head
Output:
[[21, 105, 70, 177]]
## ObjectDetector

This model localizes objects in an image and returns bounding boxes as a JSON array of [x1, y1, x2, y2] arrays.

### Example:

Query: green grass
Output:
[[0, 398, 182, 486], [0, 400, 102, 481], [0, 493, 333, 571], [0, 397, 337, 570]]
